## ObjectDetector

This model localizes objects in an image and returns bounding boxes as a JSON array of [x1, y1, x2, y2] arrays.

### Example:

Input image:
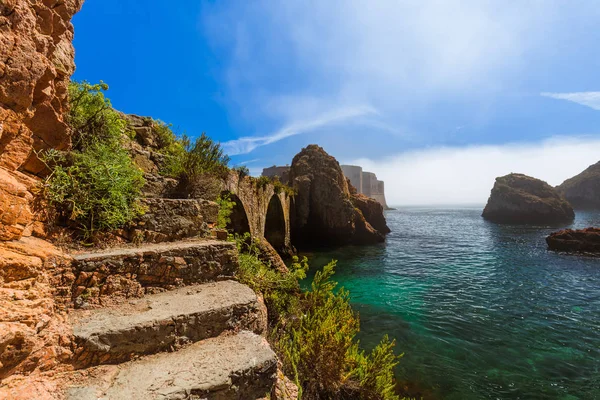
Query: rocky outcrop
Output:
[[0, 0, 83, 241], [556, 161, 600, 209], [289, 145, 388, 247], [482, 173, 575, 225], [546, 227, 600, 254], [351, 193, 391, 234], [0, 237, 73, 380]]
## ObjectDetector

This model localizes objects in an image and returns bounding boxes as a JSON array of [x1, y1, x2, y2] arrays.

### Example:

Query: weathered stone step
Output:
[[71, 280, 266, 368], [66, 331, 277, 400], [71, 239, 239, 304]]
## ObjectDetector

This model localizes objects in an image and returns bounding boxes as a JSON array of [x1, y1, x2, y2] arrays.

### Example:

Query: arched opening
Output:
[[265, 195, 286, 251], [221, 191, 250, 234]]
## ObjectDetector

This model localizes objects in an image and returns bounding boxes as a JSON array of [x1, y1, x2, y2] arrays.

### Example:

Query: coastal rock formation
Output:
[[289, 145, 388, 247], [556, 161, 600, 209], [0, 237, 73, 380], [0, 0, 83, 240], [351, 193, 392, 234], [482, 173, 575, 225], [546, 227, 600, 254]]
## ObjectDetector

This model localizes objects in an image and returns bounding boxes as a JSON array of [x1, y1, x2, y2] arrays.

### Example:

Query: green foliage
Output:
[[42, 81, 145, 239], [161, 133, 230, 182], [236, 233, 307, 320], [272, 177, 296, 196], [233, 165, 250, 178], [234, 235, 401, 400], [216, 193, 236, 229], [255, 175, 271, 189], [67, 81, 127, 149]]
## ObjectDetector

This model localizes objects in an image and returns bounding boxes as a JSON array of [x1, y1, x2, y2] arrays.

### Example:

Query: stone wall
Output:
[[0, 0, 83, 241]]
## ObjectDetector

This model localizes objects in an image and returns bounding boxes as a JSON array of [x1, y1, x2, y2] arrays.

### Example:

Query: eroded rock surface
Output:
[[0, 237, 73, 381], [0, 0, 83, 241], [482, 173, 574, 225], [556, 161, 600, 209], [289, 145, 387, 247], [546, 227, 600, 254]]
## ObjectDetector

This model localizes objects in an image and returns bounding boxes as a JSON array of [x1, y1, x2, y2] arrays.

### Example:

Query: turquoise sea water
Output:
[[303, 207, 600, 400]]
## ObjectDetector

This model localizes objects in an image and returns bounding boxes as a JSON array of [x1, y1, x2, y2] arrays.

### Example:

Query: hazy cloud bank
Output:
[[351, 137, 600, 206]]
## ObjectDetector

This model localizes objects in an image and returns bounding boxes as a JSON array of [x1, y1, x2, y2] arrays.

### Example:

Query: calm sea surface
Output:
[[303, 207, 600, 400]]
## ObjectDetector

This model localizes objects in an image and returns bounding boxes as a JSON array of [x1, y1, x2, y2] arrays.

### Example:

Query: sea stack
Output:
[[556, 161, 600, 209], [289, 145, 389, 247], [546, 228, 600, 254], [482, 173, 574, 225]]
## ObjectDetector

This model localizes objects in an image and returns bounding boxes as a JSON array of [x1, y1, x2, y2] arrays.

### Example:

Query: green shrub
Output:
[[235, 233, 307, 320], [233, 165, 250, 178], [67, 81, 126, 149], [234, 235, 402, 400], [162, 133, 230, 181], [216, 193, 236, 229], [42, 81, 145, 239], [272, 177, 296, 196]]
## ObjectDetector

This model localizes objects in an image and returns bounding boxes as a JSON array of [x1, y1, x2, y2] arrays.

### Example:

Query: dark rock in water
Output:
[[546, 227, 600, 253], [351, 193, 392, 234], [289, 145, 388, 247], [556, 161, 600, 209], [482, 173, 574, 225]]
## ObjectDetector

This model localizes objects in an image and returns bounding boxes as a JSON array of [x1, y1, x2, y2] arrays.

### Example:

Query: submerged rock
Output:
[[289, 145, 388, 247], [546, 227, 600, 254], [556, 161, 600, 209], [482, 173, 574, 225]]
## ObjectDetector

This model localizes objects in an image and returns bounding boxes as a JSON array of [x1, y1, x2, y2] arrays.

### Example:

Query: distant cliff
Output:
[[341, 165, 390, 209], [556, 161, 600, 209]]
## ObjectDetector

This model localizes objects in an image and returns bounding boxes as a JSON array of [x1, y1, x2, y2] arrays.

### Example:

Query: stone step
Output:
[[66, 331, 277, 400], [71, 239, 239, 304], [71, 280, 266, 368]]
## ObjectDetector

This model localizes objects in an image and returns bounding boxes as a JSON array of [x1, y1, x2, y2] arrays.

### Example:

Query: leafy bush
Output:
[[68, 81, 127, 148], [234, 235, 402, 400], [272, 177, 296, 196], [216, 193, 236, 229], [162, 133, 230, 182], [233, 165, 250, 178], [236, 233, 307, 320], [42, 81, 145, 239]]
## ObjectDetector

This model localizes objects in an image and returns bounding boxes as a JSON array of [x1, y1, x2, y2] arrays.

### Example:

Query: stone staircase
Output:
[[62, 220, 278, 398]]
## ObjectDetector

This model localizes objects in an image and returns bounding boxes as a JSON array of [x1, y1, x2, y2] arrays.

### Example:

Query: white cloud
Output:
[[350, 136, 600, 206], [541, 92, 600, 110], [223, 105, 377, 155], [205, 0, 560, 116]]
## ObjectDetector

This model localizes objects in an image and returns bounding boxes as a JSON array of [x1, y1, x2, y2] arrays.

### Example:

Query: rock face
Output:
[[556, 161, 600, 209], [289, 145, 389, 247], [546, 227, 600, 254], [482, 173, 575, 225], [0, 0, 83, 241], [0, 237, 73, 380]]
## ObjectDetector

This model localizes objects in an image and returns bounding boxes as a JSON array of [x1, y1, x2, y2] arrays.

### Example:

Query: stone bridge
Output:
[[222, 172, 292, 253]]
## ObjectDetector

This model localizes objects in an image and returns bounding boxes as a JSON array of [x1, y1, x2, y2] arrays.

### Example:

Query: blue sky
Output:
[[73, 1, 600, 205]]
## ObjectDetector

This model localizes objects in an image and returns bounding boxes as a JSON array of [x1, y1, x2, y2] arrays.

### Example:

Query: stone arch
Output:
[[264, 194, 286, 251], [221, 191, 250, 234]]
